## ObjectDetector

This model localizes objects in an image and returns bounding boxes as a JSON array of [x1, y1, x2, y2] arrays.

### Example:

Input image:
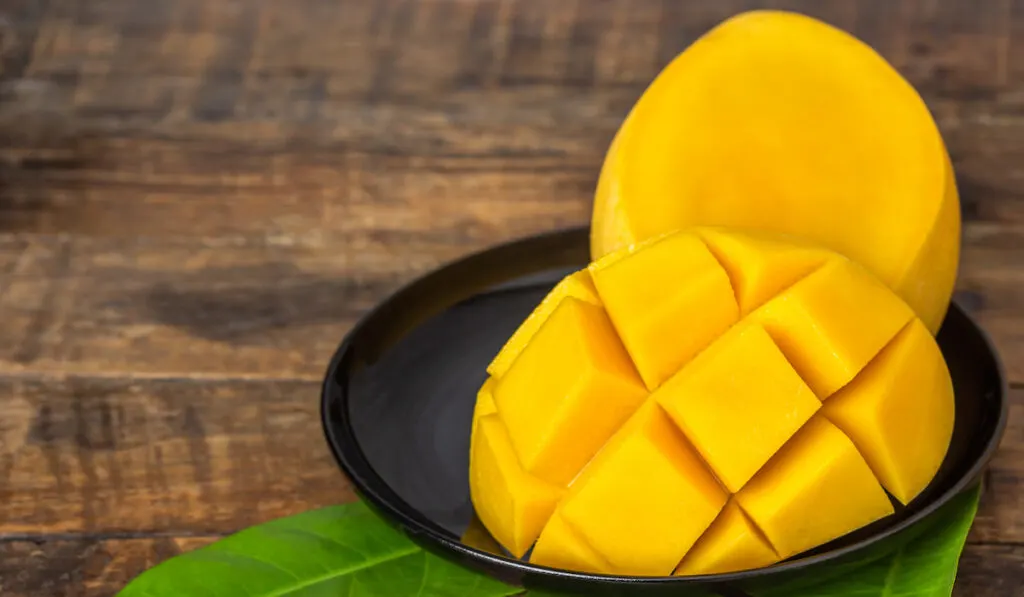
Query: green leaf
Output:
[[743, 484, 981, 597], [117, 501, 522, 597], [120, 487, 980, 597]]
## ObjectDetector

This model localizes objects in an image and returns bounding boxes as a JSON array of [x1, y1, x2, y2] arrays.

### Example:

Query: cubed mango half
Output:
[[471, 228, 953, 575]]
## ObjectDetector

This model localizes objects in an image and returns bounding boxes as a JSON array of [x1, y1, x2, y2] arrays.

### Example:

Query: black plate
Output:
[[322, 227, 1007, 596]]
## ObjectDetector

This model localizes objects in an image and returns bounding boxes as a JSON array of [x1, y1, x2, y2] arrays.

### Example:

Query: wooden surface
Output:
[[0, 0, 1021, 595]]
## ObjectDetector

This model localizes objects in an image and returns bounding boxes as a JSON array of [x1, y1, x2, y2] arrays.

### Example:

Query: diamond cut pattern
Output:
[[472, 228, 943, 576]]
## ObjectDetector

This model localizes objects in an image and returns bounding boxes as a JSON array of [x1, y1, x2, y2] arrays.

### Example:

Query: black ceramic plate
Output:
[[322, 227, 1007, 596]]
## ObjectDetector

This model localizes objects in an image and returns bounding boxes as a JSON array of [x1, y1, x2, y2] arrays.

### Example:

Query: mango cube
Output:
[[655, 322, 821, 492], [531, 511, 611, 575], [469, 415, 564, 557], [675, 501, 779, 576], [551, 403, 727, 576], [487, 270, 601, 378], [750, 259, 914, 398], [822, 319, 954, 504], [494, 297, 647, 486], [695, 228, 828, 315], [589, 232, 739, 390], [735, 417, 894, 559], [471, 228, 953, 576]]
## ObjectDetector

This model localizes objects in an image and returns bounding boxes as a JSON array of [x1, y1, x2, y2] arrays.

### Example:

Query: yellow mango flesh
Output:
[[822, 319, 955, 504], [469, 415, 564, 557], [550, 402, 728, 576], [470, 377, 497, 446], [655, 322, 821, 492], [694, 228, 828, 316], [487, 271, 600, 378], [589, 232, 739, 390], [471, 228, 953, 575], [591, 10, 959, 334], [749, 258, 914, 399], [531, 511, 611, 574], [675, 501, 779, 576], [735, 417, 894, 559], [493, 297, 647, 486]]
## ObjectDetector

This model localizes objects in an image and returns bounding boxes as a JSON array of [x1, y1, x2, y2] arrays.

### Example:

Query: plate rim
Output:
[[321, 226, 1009, 587]]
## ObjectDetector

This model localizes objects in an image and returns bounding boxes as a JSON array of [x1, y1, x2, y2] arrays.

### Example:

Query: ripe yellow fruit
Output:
[[469, 228, 954, 576], [591, 10, 960, 334]]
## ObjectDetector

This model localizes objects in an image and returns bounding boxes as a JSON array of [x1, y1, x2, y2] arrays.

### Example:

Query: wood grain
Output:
[[1, 0, 1023, 381], [0, 227, 1019, 381], [0, 0, 1022, 595], [970, 389, 1024, 545], [0, 375, 353, 534], [0, 536, 218, 597]]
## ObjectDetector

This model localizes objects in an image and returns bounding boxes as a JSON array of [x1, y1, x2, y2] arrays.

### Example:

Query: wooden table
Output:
[[0, 0, 1020, 595]]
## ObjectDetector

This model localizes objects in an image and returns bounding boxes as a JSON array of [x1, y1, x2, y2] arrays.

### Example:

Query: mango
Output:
[[486, 271, 601, 378], [546, 402, 728, 575], [469, 228, 953, 575], [822, 319, 955, 505], [655, 322, 821, 493], [530, 510, 611, 574], [469, 414, 565, 558], [591, 10, 960, 334], [674, 501, 777, 576], [733, 417, 894, 560], [493, 297, 648, 487]]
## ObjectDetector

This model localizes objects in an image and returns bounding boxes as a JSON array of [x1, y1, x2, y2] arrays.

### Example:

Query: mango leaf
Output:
[[117, 501, 522, 597], [744, 484, 981, 597]]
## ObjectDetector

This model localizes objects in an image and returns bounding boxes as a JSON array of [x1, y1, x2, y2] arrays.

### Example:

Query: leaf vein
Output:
[[265, 543, 421, 597], [414, 552, 429, 597]]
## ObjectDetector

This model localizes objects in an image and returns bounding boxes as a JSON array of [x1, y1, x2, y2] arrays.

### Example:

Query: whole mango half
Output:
[[469, 228, 954, 576], [591, 11, 960, 334]]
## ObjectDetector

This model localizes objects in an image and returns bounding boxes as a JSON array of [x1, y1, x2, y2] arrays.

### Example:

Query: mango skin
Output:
[[591, 10, 960, 334], [470, 228, 954, 576]]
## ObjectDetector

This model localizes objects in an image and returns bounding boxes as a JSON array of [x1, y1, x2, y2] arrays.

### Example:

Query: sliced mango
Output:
[[487, 270, 600, 378], [470, 377, 497, 446], [822, 319, 955, 504], [589, 232, 739, 390], [469, 228, 951, 575], [531, 511, 611, 575], [694, 228, 828, 316], [556, 403, 728, 576], [469, 415, 565, 558], [655, 322, 821, 492], [590, 10, 959, 334], [735, 417, 894, 559], [494, 297, 647, 486], [750, 258, 914, 399], [675, 501, 779, 576]]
